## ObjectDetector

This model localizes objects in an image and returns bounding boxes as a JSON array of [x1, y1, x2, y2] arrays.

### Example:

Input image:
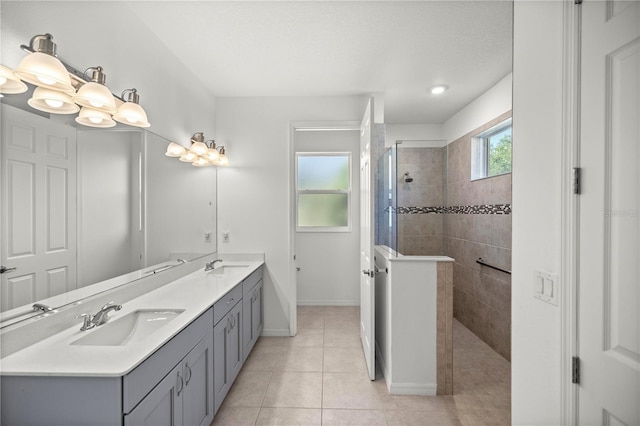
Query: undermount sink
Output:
[[71, 309, 184, 346], [209, 264, 249, 275]]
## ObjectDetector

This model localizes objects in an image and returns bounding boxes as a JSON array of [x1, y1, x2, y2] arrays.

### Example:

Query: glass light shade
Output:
[[28, 87, 79, 114], [74, 82, 117, 114], [216, 154, 229, 166], [75, 106, 116, 128], [179, 151, 198, 162], [189, 141, 208, 156], [14, 52, 74, 94], [113, 102, 150, 128], [0, 65, 28, 94], [206, 148, 220, 162], [192, 157, 211, 167], [165, 142, 186, 157]]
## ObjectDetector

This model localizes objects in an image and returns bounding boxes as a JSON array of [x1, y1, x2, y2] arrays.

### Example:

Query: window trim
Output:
[[471, 118, 512, 181], [295, 151, 352, 233]]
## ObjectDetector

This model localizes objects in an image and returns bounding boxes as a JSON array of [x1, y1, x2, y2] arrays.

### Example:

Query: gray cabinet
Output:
[[213, 299, 242, 413], [124, 314, 214, 426], [242, 275, 263, 361], [124, 362, 182, 426]]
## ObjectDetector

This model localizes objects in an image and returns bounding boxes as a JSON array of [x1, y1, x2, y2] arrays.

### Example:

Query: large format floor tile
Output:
[[211, 306, 510, 425]]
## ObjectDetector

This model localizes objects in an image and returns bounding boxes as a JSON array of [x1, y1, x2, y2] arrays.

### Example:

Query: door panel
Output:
[[1, 105, 77, 311], [360, 98, 375, 380], [579, 1, 639, 424]]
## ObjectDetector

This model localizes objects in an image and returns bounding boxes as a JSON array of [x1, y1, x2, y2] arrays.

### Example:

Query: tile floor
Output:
[[212, 306, 510, 425]]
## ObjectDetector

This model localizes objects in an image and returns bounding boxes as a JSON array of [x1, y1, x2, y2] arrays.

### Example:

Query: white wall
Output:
[[78, 130, 141, 286], [215, 96, 367, 335], [443, 73, 513, 144], [145, 131, 217, 265], [1, 2, 216, 143], [512, 1, 565, 424], [294, 129, 360, 306]]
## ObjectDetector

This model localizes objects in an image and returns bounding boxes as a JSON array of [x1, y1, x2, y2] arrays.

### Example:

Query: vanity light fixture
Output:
[[3, 33, 151, 128], [0, 65, 28, 94], [73, 67, 117, 114], [165, 133, 229, 167], [429, 85, 449, 95], [14, 34, 75, 94], [113, 89, 150, 128], [28, 86, 79, 114]]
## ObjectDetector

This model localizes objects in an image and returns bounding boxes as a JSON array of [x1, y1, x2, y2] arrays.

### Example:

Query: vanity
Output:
[[0, 255, 264, 426]]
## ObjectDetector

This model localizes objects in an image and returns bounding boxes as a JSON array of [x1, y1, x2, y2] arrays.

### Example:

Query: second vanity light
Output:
[[165, 132, 229, 167], [0, 33, 151, 129]]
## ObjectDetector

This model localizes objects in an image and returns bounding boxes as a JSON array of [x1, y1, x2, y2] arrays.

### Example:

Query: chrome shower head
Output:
[[403, 172, 413, 183]]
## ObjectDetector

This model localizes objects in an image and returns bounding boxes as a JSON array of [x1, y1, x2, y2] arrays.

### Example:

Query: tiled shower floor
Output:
[[212, 306, 510, 425]]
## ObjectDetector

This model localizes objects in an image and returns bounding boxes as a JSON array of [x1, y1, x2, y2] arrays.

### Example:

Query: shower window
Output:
[[296, 153, 351, 231], [471, 118, 512, 180]]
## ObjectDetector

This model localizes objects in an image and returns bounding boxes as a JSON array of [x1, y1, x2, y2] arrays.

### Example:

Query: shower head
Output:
[[403, 172, 413, 183]]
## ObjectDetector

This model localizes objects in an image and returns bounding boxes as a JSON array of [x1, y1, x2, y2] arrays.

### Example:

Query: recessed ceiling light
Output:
[[430, 85, 449, 95]]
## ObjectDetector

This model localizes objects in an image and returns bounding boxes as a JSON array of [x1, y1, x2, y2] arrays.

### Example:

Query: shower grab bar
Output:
[[476, 258, 511, 275]]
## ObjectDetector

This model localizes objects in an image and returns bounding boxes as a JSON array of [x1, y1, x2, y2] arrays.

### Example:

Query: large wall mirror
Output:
[[0, 100, 217, 325]]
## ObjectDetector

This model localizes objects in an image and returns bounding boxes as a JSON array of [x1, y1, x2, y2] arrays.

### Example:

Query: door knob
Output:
[[0, 266, 17, 274], [362, 269, 374, 277]]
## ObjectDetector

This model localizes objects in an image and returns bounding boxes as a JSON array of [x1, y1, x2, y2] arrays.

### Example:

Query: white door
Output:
[[360, 99, 375, 380], [1, 105, 77, 312], [578, 1, 639, 424]]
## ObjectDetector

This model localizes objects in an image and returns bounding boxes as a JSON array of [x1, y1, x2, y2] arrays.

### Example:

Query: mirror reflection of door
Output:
[[1, 104, 77, 311]]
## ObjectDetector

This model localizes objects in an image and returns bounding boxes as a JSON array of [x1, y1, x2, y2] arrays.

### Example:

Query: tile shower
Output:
[[378, 111, 512, 361]]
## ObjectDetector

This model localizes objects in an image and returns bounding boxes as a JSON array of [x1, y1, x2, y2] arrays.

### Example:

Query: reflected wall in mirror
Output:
[[0, 103, 217, 320]]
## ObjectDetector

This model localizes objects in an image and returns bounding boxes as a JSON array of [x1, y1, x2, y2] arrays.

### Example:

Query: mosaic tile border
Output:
[[396, 204, 511, 215]]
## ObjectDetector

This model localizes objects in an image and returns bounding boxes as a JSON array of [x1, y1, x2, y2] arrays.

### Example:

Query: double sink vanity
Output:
[[0, 254, 265, 426]]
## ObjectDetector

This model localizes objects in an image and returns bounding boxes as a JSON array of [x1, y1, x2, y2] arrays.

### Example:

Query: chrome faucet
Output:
[[93, 303, 122, 326], [76, 302, 122, 331], [205, 259, 222, 271]]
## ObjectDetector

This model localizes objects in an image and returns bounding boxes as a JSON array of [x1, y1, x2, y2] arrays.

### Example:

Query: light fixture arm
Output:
[[121, 88, 140, 104], [84, 66, 107, 85], [28, 33, 57, 56]]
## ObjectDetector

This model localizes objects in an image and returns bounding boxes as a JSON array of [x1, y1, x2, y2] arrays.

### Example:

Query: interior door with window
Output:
[[1, 105, 77, 312], [360, 98, 375, 380], [578, 1, 639, 424]]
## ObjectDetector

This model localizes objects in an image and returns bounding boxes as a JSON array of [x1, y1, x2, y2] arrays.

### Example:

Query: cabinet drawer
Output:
[[213, 284, 242, 325], [242, 266, 264, 297], [123, 308, 213, 414]]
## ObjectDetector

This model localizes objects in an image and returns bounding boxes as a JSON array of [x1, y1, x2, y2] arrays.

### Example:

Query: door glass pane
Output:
[[297, 156, 349, 190], [298, 194, 348, 227]]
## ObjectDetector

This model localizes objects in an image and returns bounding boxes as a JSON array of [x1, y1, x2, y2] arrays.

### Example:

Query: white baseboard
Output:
[[388, 383, 437, 396], [261, 329, 290, 337], [297, 300, 359, 306]]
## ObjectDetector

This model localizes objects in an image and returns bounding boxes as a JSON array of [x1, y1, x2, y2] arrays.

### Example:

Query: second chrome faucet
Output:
[[76, 302, 122, 331]]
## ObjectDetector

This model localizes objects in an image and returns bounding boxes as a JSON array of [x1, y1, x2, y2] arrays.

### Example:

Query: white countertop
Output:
[[0, 259, 263, 377]]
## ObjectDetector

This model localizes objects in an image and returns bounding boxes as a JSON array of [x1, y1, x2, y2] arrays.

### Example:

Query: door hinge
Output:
[[572, 356, 580, 384], [572, 167, 581, 195]]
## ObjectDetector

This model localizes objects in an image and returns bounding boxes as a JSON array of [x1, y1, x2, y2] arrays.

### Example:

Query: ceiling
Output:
[[127, 1, 513, 124]]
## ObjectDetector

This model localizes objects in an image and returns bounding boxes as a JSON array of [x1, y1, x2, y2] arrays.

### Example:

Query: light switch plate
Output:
[[534, 270, 558, 306]]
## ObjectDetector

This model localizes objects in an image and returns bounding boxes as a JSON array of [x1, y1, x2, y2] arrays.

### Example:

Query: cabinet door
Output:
[[182, 333, 214, 426], [227, 301, 243, 384], [213, 317, 230, 413], [124, 363, 183, 426], [242, 291, 252, 362], [252, 281, 263, 344]]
